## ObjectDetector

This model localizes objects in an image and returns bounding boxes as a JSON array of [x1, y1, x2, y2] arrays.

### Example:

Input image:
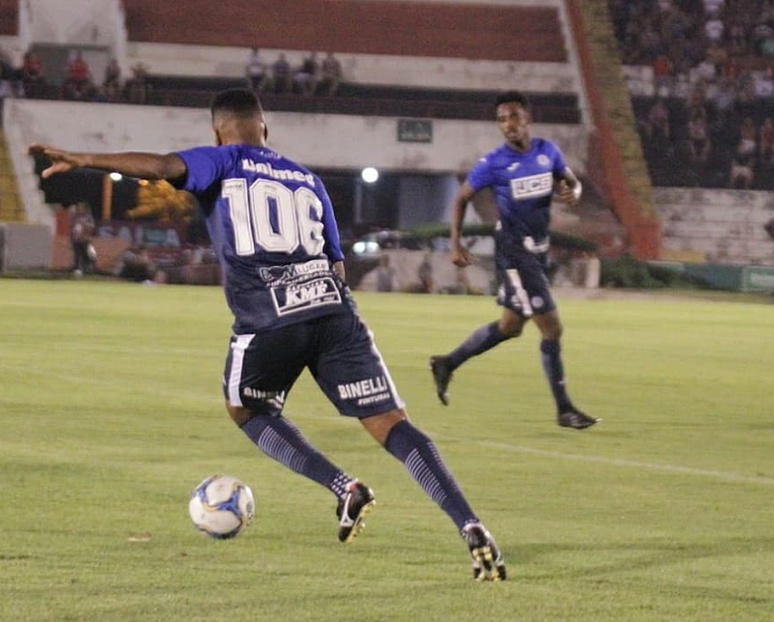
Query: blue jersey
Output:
[[467, 138, 567, 245], [176, 144, 350, 333]]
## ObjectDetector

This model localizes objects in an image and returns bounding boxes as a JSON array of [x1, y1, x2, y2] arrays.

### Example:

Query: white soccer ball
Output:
[[188, 474, 255, 539]]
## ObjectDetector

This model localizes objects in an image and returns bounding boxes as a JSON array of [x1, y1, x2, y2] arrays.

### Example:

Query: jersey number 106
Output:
[[222, 178, 325, 256]]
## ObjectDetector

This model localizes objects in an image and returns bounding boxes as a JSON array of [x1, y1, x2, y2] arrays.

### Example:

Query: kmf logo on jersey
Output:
[[271, 277, 342, 316], [510, 172, 553, 200]]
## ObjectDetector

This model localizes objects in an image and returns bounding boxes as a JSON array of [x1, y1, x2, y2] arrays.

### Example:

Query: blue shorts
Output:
[[495, 234, 556, 318], [223, 311, 404, 418]]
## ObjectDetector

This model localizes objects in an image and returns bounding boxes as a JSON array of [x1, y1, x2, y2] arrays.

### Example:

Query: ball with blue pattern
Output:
[[188, 474, 255, 539]]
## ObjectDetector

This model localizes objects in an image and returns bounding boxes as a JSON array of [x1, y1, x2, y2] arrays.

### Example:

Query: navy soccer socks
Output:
[[446, 321, 510, 370], [385, 419, 478, 530], [540, 338, 573, 412], [240, 414, 354, 498]]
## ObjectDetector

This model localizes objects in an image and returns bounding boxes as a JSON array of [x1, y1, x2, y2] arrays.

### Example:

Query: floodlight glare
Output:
[[361, 167, 379, 183]]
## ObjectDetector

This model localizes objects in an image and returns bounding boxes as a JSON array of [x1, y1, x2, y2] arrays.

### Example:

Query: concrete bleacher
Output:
[[656, 187, 774, 265]]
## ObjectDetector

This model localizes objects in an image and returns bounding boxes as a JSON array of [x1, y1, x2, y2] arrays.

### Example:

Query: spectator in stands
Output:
[[245, 47, 267, 93], [21, 50, 44, 98], [703, 0, 726, 15], [759, 117, 774, 161], [318, 52, 342, 96], [0, 47, 19, 98], [64, 51, 94, 100], [271, 53, 291, 94], [103, 58, 122, 101], [652, 52, 674, 94], [115, 244, 164, 284], [757, 117, 774, 186], [646, 97, 671, 141], [738, 116, 758, 156], [70, 202, 95, 276], [730, 150, 756, 188], [375, 254, 396, 292], [125, 62, 149, 104], [727, 18, 749, 55], [687, 106, 711, 166], [293, 51, 319, 96]]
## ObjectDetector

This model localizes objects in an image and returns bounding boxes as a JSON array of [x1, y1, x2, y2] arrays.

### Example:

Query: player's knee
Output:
[[498, 318, 524, 338], [225, 402, 253, 427], [542, 321, 563, 341]]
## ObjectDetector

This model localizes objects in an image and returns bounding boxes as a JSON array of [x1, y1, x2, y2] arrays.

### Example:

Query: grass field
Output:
[[1, 278, 773, 622]]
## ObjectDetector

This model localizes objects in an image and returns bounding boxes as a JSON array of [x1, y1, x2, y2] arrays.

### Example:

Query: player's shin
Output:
[[240, 413, 355, 496], [384, 420, 477, 529]]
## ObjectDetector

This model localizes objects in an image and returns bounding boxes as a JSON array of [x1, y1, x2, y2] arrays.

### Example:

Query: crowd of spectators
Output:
[[244, 48, 342, 97], [0, 46, 150, 105], [610, 0, 774, 189]]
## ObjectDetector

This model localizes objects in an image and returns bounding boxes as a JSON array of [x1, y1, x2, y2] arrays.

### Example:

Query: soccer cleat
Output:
[[336, 480, 376, 543], [429, 356, 453, 406], [462, 522, 507, 582], [557, 409, 599, 430]]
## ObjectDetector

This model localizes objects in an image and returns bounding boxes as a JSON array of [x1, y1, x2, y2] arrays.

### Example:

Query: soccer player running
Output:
[[430, 91, 599, 430], [29, 89, 505, 581]]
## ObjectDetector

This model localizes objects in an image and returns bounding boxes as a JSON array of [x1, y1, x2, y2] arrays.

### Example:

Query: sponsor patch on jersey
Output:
[[510, 172, 553, 200], [537, 154, 551, 167], [271, 276, 342, 316]]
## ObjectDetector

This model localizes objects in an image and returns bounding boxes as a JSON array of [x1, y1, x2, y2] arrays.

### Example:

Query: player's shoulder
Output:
[[478, 144, 511, 166], [533, 137, 562, 156]]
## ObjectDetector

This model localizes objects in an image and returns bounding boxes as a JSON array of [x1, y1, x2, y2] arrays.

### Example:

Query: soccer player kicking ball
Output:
[[430, 91, 599, 430], [30, 89, 505, 581]]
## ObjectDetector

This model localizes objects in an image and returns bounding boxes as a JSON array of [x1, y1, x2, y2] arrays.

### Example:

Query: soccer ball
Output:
[[188, 474, 255, 539]]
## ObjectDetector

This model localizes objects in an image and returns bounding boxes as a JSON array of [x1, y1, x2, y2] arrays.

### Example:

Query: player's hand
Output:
[[28, 143, 88, 178], [452, 245, 473, 268], [556, 180, 579, 207]]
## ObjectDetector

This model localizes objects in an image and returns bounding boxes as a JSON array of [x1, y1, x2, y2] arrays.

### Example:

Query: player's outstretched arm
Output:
[[28, 144, 187, 182]]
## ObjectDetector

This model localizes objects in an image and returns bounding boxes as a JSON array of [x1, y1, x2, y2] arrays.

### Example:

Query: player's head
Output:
[[495, 91, 531, 149], [210, 88, 268, 146]]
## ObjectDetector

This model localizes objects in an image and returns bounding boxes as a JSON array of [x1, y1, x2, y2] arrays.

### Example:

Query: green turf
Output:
[[0, 279, 772, 622]]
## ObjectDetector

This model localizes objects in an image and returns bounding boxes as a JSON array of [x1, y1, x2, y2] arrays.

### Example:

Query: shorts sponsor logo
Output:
[[531, 295, 544, 309], [243, 387, 285, 401], [510, 173, 553, 200], [338, 376, 391, 406], [271, 277, 342, 316]]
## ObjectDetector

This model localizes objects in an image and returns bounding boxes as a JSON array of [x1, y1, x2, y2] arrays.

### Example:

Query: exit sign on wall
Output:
[[397, 119, 433, 143]]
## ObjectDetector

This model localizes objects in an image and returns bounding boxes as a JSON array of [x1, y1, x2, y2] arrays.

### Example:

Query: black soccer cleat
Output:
[[462, 522, 507, 582], [429, 356, 453, 406], [557, 409, 599, 430], [336, 480, 376, 543]]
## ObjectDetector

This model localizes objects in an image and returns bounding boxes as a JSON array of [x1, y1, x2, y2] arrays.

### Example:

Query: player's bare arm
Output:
[[332, 260, 346, 281], [28, 143, 187, 181], [555, 166, 582, 207], [450, 180, 477, 267]]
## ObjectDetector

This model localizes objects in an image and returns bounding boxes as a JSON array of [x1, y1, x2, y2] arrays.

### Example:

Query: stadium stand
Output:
[[609, 0, 774, 190]]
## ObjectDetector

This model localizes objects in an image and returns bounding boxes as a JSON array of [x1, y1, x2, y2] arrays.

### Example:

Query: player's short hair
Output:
[[211, 88, 264, 119], [495, 90, 530, 109]]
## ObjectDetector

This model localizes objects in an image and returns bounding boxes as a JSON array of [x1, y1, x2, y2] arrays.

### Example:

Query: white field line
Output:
[[435, 434, 774, 486], [7, 368, 773, 486]]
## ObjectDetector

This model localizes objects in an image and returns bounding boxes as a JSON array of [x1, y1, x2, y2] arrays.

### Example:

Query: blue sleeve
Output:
[[466, 156, 495, 192], [317, 178, 345, 262], [549, 141, 568, 176], [175, 146, 234, 195]]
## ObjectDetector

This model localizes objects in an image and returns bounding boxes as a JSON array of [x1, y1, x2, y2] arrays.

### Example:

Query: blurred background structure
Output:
[[0, 0, 772, 292]]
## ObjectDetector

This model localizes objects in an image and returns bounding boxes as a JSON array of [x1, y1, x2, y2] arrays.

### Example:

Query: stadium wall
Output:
[[5, 99, 588, 175]]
